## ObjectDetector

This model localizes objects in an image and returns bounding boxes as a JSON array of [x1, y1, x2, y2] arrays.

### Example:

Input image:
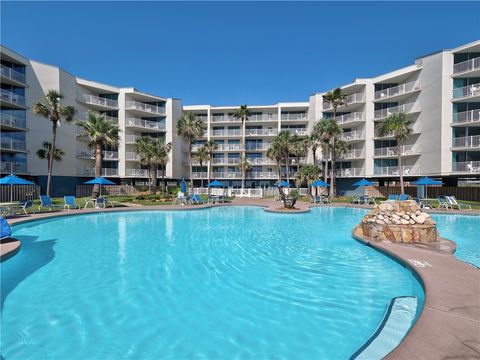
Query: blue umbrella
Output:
[[352, 178, 374, 187], [309, 179, 330, 187], [208, 180, 225, 188], [0, 174, 35, 202], [180, 178, 187, 193], [84, 177, 115, 197], [277, 180, 290, 188], [412, 177, 443, 198]]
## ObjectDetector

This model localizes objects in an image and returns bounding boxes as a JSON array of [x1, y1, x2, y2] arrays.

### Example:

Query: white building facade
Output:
[[1, 40, 479, 195]]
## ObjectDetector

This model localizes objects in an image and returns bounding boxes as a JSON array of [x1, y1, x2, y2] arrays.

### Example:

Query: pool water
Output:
[[1, 207, 424, 359], [432, 214, 480, 268]]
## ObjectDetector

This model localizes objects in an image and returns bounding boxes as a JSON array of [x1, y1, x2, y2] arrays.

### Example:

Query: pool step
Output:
[[351, 296, 418, 360]]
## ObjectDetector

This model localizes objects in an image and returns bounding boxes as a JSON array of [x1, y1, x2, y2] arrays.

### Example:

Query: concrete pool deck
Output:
[[1, 198, 479, 359]]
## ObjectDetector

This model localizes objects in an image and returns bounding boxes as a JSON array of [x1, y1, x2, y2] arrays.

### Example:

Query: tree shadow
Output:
[[1, 235, 56, 311]]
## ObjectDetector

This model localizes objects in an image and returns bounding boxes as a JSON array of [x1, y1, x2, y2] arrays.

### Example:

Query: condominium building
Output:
[[1, 40, 479, 195]]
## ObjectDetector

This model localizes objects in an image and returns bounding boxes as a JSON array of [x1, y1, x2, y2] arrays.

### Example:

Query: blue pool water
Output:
[[1, 207, 424, 359], [432, 214, 480, 268]]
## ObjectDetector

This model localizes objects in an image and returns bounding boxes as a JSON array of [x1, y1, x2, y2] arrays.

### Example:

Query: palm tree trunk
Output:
[[323, 144, 328, 182], [285, 153, 290, 184], [397, 140, 404, 194], [329, 138, 336, 198], [276, 159, 282, 180], [207, 155, 212, 186], [161, 165, 166, 195], [93, 142, 103, 198], [189, 142, 193, 191], [152, 165, 158, 194], [312, 145, 317, 165], [242, 116, 246, 189], [200, 161, 204, 189], [46, 123, 57, 196]]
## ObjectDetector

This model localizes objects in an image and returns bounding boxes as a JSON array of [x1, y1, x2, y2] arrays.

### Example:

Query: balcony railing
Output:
[[339, 149, 365, 160], [217, 144, 243, 151], [374, 166, 414, 176], [126, 118, 166, 131], [245, 144, 271, 151], [452, 161, 480, 173], [211, 115, 239, 123], [452, 84, 480, 99], [374, 81, 421, 100], [248, 158, 276, 165], [212, 172, 241, 179], [1, 89, 26, 106], [1, 161, 27, 173], [1, 65, 26, 84], [453, 57, 480, 74], [247, 172, 278, 179], [323, 93, 364, 110], [125, 168, 164, 177], [195, 116, 208, 122], [81, 94, 118, 108], [335, 168, 363, 177], [452, 109, 480, 124], [452, 135, 480, 148], [340, 130, 364, 141], [211, 129, 242, 137], [192, 172, 208, 179], [1, 137, 26, 151], [126, 101, 165, 115], [280, 113, 307, 121], [374, 102, 420, 119], [332, 112, 364, 125], [245, 129, 279, 136], [77, 167, 119, 176], [212, 158, 239, 165], [124, 135, 142, 144], [247, 114, 278, 122], [125, 152, 140, 161], [1, 113, 27, 129], [282, 129, 307, 136], [77, 150, 119, 160], [373, 145, 419, 157]]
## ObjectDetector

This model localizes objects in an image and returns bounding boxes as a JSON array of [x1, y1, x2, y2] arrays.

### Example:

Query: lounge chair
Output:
[[173, 192, 187, 205], [64, 196, 80, 210], [350, 195, 360, 204], [399, 194, 410, 201], [38, 195, 63, 211], [446, 196, 471, 210], [437, 196, 450, 210], [321, 195, 331, 204], [96, 197, 114, 208], [19, 200, 34, 215], [189, 194, 204, 205], [387, 194, 398, 201], [1, 217, 12, 240]]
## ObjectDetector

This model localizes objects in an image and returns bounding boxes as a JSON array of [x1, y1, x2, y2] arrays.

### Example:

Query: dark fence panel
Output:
[[76, 185, 139, 198], [365, 186, 480, 201], [0, 185, 41, 202]]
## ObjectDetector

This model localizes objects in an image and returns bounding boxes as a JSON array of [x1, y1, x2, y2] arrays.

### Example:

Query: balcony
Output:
[[211, 115, 240, 123], [217, 144, 243, 151], [246, 114, 278, 122], [77, 167, 119, 177], [124, 135, 143, 144], [1, 113, 27, 130], [211, 158, 239, 165], [323, 93, 364, 110], [248, 158, 276, 165], [104, 116, 118, 125], [339, 149, 365, 160], [77, 150, 119, 160], [211, 129, 242, 137], [335, 167, 363, 177], [192, 172, 208, 179], [195, 115, 208, 122], [340, 130, 364, 142], [245, 128, 279, 136], [125, 151, 140, 161], [373, 145, 420, 157], [452, 135, 480, 149], [1, 89, 26, 108], [452, 110, 480, 125], [212, 172, 241, 179], [452, 84, 480, 100], [1, 137, 26, 151], [332, 112, 364, 126], [125, 101, 165, 115], [374, 166, 415, 176], [80, 94, 118, 109], [282, 129, 308, 136], [374, 102, 421, 120], [247, 172, 278, 179], [1, 65, 26, 85], [289, 157, 306, 165], [280, 113, 307, 121], [453, 57, 480, 76], [245, 144, 271, 151], [451, 161, 480, 174], [1, 161, 27, 174], [126, 118, 166, 131], [374, 125, 421, 139], [374, 81, 421, 101]]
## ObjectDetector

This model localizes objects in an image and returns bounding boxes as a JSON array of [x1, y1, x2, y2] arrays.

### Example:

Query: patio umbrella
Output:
[[208, 180, 225, 188], [309, 179, 330, 187], [84, 177, 115, 197], [352, 178, 374, 187], [0, 174, 35, 202], [180, 178, 187, 193], [412, 177, 443, 198], [277, 180, 290, 188]]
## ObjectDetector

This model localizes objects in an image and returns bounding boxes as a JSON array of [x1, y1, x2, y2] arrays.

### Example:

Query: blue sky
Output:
[[1, 1, 479, 105]]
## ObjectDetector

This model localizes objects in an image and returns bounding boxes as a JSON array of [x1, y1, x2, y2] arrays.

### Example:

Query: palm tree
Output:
[[292, 139, 308, 175], [274, 131, 297, 184], [33, 90, 75, 195], [176, 111, 205, 189], [238, 155, 252, 189], [156, 141, 172, 194], [266, 142, 283, 181], [203, 140, 218, 185], [313, 120, 329, 181], [322, 119, 342, 198], [193, 146, 209, 189], [306, 132, 321, 166], [76, 111, 120, 197], [297, 164, 321, 187], [233, 105, 251, 188], [376, 112, 415, 194], [36, 142, 65, 174]]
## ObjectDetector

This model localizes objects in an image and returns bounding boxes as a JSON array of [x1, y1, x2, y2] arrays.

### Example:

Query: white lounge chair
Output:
[[446, 196, 471, 210]]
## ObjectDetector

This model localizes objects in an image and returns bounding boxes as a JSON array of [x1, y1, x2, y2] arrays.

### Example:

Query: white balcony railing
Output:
[[248, 158, 276, 165], [217, 144, 243, 151], [1, 161, 27, 173], [124, 135, 143, 144], [245, 129, 279, 136], [77, 150, 119, 160], [452, 110, 480, 124], [192, 172, 208, 179], [212, 172, 241, 179], [211, 115, 239, 123], [452, 161, 480, 173], [374, 102, 420, 119], [211, 129, 242, 137], [126, 118, 166, 130], [374, 81, 421, 100], [245, 144, 271, 151], [1, 89, 26, 106], [125, 152, 140, 161], [247, 114, 278, 122], [282, 129, 308, 136], [247, 172, 278, 179], [212, 158, 239, 165], [453, 57, 480, 74], [340, 130, 364, 141], [1, 137, 26, 151], [77, 167, 119, 176], [374, 166, 414, 176], [195, 115, 208, 122], [323, 93, 365, 110], [280, 113, 307, 121], [1, 113, 27, 129], [452, 84, 480, 99], [125, 168, 147, 177], [126, 101, 165, 115], [452, 135, 480, 148], [335, 168, 363, 177], [373, 145, 419, 157], [1, 65, 26, 84], [333, 112, 364, 125], [339, 149, 365, 160], [81, 94, 118, 108]]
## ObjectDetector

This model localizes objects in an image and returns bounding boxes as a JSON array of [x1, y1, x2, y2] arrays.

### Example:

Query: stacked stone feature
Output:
[[354, 200, 438, 243]]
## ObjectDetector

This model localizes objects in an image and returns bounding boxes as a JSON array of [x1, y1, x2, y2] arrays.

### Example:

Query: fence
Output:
[[365, 186, 480, 202], [0, 185, 40, 202], [76, 185, 139, 198]]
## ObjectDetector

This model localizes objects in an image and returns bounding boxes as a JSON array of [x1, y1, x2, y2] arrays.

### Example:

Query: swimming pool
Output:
[[432, 214, 480, 268], [1, 207, 424, 359]]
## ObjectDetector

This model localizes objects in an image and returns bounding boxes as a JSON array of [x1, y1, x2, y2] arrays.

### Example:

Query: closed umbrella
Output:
[[412, 177, 443, 198], [0, 174, 35, 202], [84, 177, 115, 197], [180, 178, 187, 193]]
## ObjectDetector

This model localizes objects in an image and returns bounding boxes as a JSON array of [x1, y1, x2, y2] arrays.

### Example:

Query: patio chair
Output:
[[64, 196, 80, 210], [96, 197, 114, 208], [321, 195, 331, 204], [350, 195, 360, 204], [446, 196, 471, 210], [38, 195, 63, 211], [437, 196, 450, 210], [189, 194, 204, 205], [173, 192, 187, 205], [399, 194, 410, 201], [19, 200, 34, 215], [1, 217, 12, 240], [387, 194, 398, 201]]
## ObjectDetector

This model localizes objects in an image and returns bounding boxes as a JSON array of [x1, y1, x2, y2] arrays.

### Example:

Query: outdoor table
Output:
[[420, 198, 438, 209], [0, 202, 21, 216], [84, 198, 98, 209]]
